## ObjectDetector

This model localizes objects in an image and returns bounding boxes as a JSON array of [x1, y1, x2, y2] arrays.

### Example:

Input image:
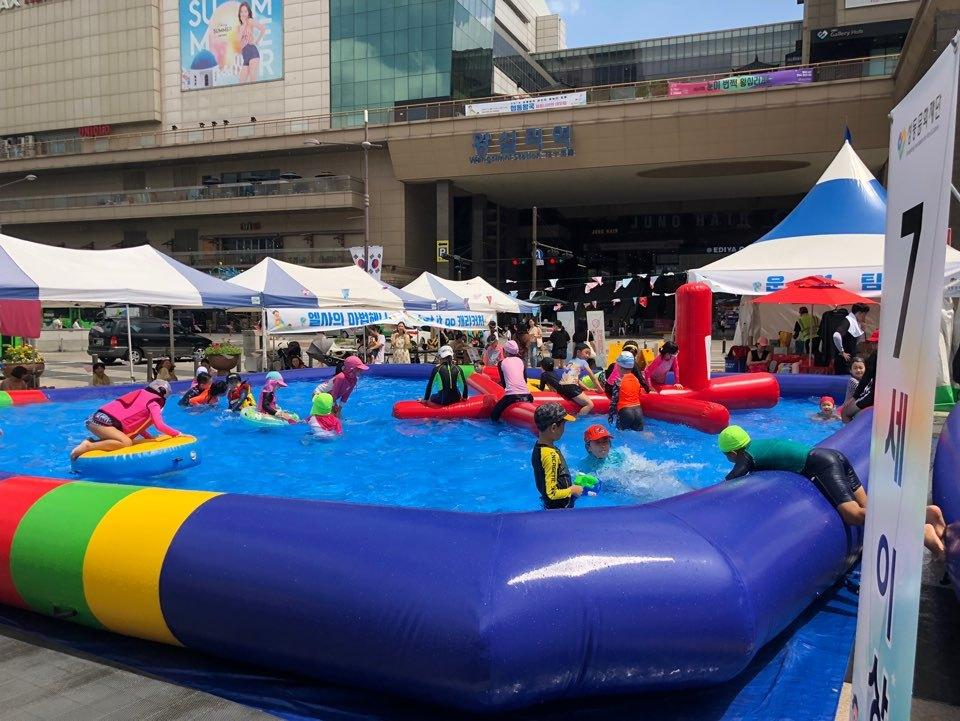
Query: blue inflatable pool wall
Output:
[[933, 406, 960, 600], [14, 367, 868, 711]]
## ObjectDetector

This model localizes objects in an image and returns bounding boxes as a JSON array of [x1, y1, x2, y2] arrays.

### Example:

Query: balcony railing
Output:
[[0, 54, 900, 163], [0, 176, 362, 213]]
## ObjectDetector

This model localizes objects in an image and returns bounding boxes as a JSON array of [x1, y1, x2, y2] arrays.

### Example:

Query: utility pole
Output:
[[531, 205, 538, 293]]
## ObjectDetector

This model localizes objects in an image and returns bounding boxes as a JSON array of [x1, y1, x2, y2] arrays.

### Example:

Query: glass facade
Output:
[[534, 22, 803, 87], [330, 0, 494, 123], [493, 29, 554, 94]]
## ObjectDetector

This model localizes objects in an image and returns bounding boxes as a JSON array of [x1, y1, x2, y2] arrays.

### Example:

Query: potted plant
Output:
[[2, 344, 45, 385], [203, 341, 243, 373]]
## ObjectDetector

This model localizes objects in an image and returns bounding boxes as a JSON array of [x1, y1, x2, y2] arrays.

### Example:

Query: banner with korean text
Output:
[[850, 35, 960, 721], [668, 68, 812, 97]]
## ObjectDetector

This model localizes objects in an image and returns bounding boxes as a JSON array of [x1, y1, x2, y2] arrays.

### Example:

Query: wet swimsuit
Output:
[[532, 442, 576, 509], [179, 385, 208, 406], [227, 383, 254, 412], [539, 369, 581, 400], [424, 362, 467, 405], [726, 439, 862, 508], [492, 357, 532, 422], [92, 388, 178, 438], [611, 373, 644, 431], [90, 410, 121, 430]]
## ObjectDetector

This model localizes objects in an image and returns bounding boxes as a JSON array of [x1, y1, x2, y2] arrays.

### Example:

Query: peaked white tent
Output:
[[403, 272, 539, 315], [689, 141, 960, 343]]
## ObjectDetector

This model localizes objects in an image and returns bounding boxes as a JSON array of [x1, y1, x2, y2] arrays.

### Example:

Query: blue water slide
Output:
[[155, 406, 871, 711]]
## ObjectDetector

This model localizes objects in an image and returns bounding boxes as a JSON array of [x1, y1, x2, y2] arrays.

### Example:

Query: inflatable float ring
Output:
[[71, 434, 200, 479]]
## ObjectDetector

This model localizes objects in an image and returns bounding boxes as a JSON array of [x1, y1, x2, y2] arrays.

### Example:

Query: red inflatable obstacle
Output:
[[393, 395, 496, 421], [673, 282, 779, 409], [639, 394, 729, 435]]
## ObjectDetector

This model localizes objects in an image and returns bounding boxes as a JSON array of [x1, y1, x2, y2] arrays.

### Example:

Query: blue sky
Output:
[[546, 0, 804, 48]]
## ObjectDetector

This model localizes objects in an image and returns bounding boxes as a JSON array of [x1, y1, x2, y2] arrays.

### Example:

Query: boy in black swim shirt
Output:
[[531, 403, 583, 509]]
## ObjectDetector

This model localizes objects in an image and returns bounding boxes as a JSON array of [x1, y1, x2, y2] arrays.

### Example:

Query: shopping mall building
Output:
[[0, 0, 957, 290]]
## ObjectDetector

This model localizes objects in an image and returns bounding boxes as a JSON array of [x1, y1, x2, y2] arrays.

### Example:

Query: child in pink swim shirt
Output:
[[308, 392, 343, 436], [644, 341, 680, 390], [70, 379, 180, 459]]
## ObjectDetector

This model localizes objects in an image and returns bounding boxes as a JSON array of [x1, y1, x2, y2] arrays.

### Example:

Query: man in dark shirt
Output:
[[548, 322, 571, 368]]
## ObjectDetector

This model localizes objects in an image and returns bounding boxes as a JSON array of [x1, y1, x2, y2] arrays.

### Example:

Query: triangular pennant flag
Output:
[[591, 300, 598, 308], [553, 303, 563, 311], [528, 291, 537, 300], [639, 297, 649, 308], [574, 302, 579, 309], [592, 276, 603, 285], [621, 277, 633, 288], [584, 282, 599, 294], [649, 275, 659, 287], [632, 296, 638, 304], [548, 279, 558, 288], [509, 291, 518, 298], [612, 298, 621, 305]]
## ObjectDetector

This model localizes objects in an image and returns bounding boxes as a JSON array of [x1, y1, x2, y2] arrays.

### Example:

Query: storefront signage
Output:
[[78, 125, 111, 138], [180, 0, 284, 91], [812, 19, 911, 43], [850, 37, 960, 721], [465, 92, 587, 117], [470, 125, 574, 164], [668, 68, 812, 97]]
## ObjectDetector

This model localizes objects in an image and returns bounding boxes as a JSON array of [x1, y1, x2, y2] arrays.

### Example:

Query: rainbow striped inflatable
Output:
[[0, 390, 48, 408]]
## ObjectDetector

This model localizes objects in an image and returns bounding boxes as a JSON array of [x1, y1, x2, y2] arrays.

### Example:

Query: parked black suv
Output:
[[87, 318, 212, 364]]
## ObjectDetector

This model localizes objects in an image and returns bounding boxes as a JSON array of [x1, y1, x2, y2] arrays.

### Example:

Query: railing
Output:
[[0, 176, 362, 213], [0, 54, 899, 163]]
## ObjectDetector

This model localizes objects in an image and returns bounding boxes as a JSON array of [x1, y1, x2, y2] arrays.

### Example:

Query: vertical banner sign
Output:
[[850, 36, 960, 721], [349, 246, 383, 281], [586, 310, 606, 363]]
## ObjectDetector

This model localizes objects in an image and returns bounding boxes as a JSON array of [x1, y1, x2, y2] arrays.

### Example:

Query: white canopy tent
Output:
[[689, 142, 960, 345], [403, 272, 539, 315]]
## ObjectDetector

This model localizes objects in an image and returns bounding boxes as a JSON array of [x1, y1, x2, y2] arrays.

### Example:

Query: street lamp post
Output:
[[0, 174, 38, 234]]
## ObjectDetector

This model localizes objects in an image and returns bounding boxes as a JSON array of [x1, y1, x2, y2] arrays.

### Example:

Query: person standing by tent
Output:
[[792, 307, 819, 355], [548, 321, 571, 368], [832, 303, 870, 374]]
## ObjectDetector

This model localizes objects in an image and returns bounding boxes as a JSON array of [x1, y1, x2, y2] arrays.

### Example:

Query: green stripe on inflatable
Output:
[[10, 481, 141, 628], [460, 365, 476, 379], [935, 385, 957, 412], [0, 392, 11, 408]]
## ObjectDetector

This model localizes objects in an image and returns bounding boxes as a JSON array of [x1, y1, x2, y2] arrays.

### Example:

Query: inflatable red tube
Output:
[[7, 390, 48, 406], [393, 395, 496, 420], [639, 394, 729, 434], [659, 374, 780, 410]]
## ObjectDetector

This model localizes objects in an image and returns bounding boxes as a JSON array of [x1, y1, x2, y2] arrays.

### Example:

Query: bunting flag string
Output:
[[548, 279, 558, 288]]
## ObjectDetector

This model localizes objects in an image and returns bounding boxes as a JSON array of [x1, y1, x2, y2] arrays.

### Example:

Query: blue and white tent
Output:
[[690, 141, 960, 298], [0, 233, 257, 308], [228, 258, 443, 312]]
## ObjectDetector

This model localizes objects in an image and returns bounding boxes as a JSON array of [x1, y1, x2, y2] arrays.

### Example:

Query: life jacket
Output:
[[100, 389, 164, 436]]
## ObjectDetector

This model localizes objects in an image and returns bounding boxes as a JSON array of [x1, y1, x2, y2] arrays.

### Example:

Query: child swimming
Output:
[[70, 380, 180, 459], [259, 371, 298, 423], [308, 392, 343, 436], [815, 395, 840, 421], [179, 371, 211, 405], [226, 373, 255, 411]]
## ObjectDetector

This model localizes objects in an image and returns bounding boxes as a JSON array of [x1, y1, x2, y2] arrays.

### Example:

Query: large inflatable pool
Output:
[[0, 366, 869, 712], [933, 406, 960, 600]]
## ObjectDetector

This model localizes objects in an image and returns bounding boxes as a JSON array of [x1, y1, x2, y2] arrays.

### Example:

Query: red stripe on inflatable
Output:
[[7, 390, 48, 406], [0, 475, 68, 608], [640, 394, 730, 434], [467, 373, 504, 399]]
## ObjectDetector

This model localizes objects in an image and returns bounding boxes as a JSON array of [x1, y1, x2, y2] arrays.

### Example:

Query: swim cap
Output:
[[504, 340, 519, 356], [616, 351, 635, 369], [265, 370, 287, 387], [343, 356, 369, 372], [718, 425, 751, 453], [534, 402, 576, 430], [820, 396, 835, 406], [311, 392, 334, 416], [584, 424, 612, 442], [438, 345, 454, 359], [147, 379, 171, 397]]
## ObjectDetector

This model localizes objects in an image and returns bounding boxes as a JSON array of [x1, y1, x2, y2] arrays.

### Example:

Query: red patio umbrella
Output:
[[752, 275, 876, 367]]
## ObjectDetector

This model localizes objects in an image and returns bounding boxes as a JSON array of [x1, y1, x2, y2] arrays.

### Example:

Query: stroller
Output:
[[275, 340, 304, 370], [305, 335, 351, 368]]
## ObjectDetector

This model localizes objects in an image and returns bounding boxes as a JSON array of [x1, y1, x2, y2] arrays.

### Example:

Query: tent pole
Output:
[[125, 305, 135, 380], [261, 307, 268, 371], [168, 308, 175, 368]]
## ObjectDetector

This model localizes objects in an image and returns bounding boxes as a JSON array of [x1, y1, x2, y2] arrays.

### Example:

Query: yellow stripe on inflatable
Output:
[[78, 434, 197, 459], [82, 487, 219, 645]]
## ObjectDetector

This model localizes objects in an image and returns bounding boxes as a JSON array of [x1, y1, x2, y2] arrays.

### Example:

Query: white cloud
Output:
[[547, 0, 583, 14]]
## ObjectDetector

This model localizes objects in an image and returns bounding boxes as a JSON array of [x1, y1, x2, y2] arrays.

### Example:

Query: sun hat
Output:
[[265, 370, 287, 387], [311, 392, 334, 416], [616, 351, 635, 369], [343, 356, 370, 372], [718, 425, 751, 453], [504, 340, 520, 356], [534, 402, 576, 430], [146, 379, 171, 397], [584, 424, 613, 442]]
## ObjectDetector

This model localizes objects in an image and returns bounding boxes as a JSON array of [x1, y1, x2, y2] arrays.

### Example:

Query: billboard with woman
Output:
[[180, 0, 284, 90]]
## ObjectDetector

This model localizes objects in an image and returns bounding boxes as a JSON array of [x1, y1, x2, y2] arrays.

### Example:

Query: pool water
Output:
[[0, 378, 840, 512]]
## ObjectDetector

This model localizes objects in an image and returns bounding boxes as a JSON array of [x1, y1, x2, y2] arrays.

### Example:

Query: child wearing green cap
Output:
[[718, 425, 866, 525], [308, 392, 343, 436], [531, 402, 583, 509]]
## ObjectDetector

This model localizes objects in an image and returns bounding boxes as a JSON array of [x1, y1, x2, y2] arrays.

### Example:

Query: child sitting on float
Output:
[[260, 371, 298, 423], [70, 380, 180, 459], [226, 373, 255, 411]]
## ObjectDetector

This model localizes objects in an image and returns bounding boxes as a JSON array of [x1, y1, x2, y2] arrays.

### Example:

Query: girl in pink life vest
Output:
[[644, 341, 681, 390], [315, 355, 369, 416], [70, 379, 180, 459]]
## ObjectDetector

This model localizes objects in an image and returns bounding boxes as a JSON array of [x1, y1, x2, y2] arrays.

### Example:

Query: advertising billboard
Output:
[[180, 0, 284, 91]]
